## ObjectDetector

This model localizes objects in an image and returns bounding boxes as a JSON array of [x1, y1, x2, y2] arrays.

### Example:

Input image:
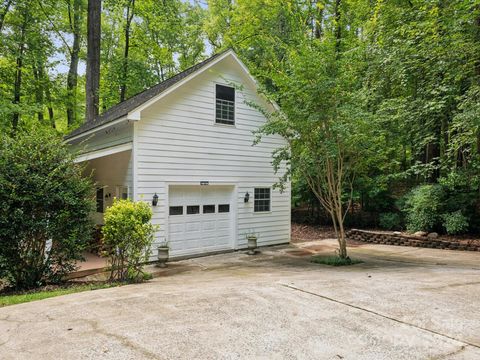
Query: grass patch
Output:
[[311, 255, 363, 266], [0, 282, 122, 308]]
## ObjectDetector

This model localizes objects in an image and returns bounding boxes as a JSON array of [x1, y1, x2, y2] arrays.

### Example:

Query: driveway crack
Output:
[[81, 318, 161, 359], [280, 283, 480, 350]]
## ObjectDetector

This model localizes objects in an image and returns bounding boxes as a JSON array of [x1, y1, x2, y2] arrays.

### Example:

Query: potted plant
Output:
[[246, 232, 258, 255], [157, 240, 170, 268]]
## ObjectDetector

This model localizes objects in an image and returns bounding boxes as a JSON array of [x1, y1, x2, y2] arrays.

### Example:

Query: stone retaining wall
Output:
[[346, 229, 480, 252]]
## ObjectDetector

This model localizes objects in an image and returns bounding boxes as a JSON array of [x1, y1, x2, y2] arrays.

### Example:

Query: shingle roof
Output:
[[65, 50, 228, 140]]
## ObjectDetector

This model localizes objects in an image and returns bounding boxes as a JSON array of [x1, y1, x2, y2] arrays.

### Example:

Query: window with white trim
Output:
[[169, 206, 183, 215], [254, 188, 271, 212], [203, 205, 215, 214], [218, 204, 230, 213], [187, 205, 200, 214], [215, 84, 235, 125]]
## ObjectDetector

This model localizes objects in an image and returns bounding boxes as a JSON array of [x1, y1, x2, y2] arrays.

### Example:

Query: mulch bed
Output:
[[0, 283, 71, 296], [291, 222, 480, 250], [291, 223, 337, 243], [0, 280, 113, 297]]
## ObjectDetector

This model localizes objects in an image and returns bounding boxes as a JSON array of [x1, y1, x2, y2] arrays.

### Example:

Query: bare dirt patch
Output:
[[291, 223, 337, 243], [291, 223, 364, 247]]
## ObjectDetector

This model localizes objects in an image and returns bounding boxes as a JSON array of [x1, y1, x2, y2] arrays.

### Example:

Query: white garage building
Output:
[[66, 50, 291, 258]]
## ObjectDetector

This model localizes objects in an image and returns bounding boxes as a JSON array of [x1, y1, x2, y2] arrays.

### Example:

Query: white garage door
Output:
[[168, 185, 234, 256]]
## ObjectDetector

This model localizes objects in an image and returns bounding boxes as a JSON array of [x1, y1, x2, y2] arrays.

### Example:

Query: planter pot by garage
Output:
[[157, 246, 169, 268], [247, 235, 257, 255]]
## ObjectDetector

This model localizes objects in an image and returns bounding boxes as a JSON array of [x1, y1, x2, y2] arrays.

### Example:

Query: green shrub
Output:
[[442, 211, 469, 235], [379, 212, 403, 230], [0, 130, 95, 289], [402, 185, 445, 232], [102, 199, 157, 282], [311, 255, 363, 266]]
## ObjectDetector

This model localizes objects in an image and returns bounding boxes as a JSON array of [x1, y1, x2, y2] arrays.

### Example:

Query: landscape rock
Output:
[[393, 231, 402, 235], [414, 231, 428, 237], [427, 232, 439, 239]]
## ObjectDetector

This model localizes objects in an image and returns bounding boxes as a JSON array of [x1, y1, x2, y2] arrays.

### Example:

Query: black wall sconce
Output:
[[152, 193, 159, 206], [244, 191, 250, 203]]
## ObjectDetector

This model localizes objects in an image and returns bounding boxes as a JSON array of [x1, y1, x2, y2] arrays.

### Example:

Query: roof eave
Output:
[[125, 50, 237, 120], [64, 116, 132, 143]]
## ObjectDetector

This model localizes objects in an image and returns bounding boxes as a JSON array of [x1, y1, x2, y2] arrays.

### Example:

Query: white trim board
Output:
[[74, 142, 133, 163], [126, 51, 234, 121], [65, 116, 131, 143], [66, 50, 277, 143]]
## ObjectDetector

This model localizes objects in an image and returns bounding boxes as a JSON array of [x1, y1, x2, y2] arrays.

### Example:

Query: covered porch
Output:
[[73, 143, 134, 275], [75, 143, 134, 225]]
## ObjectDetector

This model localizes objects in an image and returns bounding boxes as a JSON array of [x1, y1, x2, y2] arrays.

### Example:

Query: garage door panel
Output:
[[217, 219, 230, 229], [186, 222, 201, 232], [168, 185, 234, 256], [202, 221, 216, 231]]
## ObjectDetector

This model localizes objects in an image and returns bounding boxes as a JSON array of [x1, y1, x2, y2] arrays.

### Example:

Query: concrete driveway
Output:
[[1, 240, 479, 360]]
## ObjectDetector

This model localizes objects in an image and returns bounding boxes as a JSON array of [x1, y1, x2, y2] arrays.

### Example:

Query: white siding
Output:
[[134, 56, 291, 254], [69, 121, 133, 154]]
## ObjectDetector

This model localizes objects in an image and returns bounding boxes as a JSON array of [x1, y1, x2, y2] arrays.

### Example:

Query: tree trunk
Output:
[[333, 0, 348, 258], [314, 0, 324, 39], [333, 0, 342, 57], [32, 61, 44, 123], [475, 4, 480, 154], [86, 0, 101, 123], [12, 9, 28, 130], [45, 82, 55, 128], [40, 62, 55, 128], [120, 0, 135, 102], [0, 0, 12, 32], [66, 0, 82, 126]]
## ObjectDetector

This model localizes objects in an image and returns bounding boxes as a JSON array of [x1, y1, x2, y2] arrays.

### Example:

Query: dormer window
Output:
[[215, 84, 235, 125]]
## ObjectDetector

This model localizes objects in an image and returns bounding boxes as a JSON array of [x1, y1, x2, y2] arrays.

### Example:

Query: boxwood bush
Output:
[[102, 199, 157, 282]]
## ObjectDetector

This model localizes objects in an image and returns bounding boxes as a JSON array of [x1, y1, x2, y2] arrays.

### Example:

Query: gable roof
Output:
[[65, 50, 229, 140]]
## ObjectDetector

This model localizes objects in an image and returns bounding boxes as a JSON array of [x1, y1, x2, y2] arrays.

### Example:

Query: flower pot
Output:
[[157, 246, 169, 268], [247, 235, 257, 255]]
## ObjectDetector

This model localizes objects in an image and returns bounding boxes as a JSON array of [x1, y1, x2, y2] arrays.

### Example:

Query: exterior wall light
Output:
[[152, 193, 159, 206], [244, 191, 250, 203]]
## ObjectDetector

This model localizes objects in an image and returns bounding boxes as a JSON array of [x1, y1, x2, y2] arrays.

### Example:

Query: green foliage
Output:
[[438, 171, 479, 214], [102, 199, 157, 282], [2, 0, 480, 236], [442, 211, 469, 235], [0, 0, 206, 131], [0, 129, 94, 289], [311, 255, 362, 267], [379, 213, 403, 231], [402, 185, 445, 232]]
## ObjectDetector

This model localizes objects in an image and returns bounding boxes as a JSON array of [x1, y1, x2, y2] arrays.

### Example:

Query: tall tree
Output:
[[252, 0, 375, 258], [119, 0, 134, 102], [66, 0, 83, 126], [86, 0, 101, 122], [12, 5, 28, 129], [0, 0, 12, 32], [475, 3, 480, 155]]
